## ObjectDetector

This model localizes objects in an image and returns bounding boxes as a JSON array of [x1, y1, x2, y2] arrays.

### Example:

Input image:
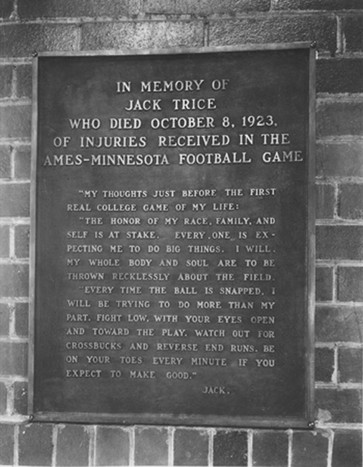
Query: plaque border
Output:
[[29, 43, 316, 428]]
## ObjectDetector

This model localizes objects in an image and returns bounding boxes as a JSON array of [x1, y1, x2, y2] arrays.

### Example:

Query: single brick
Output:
[[18, 423, 53, 466], [0, 145, 12, 179], [252, 431, 288, 467], [0, 183, 30, 217], [14, 146, 31, 179], [315, 388, 362, 423], [317, 58, 363, 93], [338, 348, 363, 383], [56, 425, 90, 466], [0, 0, 13, 19], [316, 226, 363, 260], [316, 184, 335, 220], [15, 302, 29, 338], [0, 225, 10, 257], [18, 0, 130, 18], [209, 15, 336, 53], [16, 65, 32, 98], [292, 431, 329, 467], [332, 430, 362, 467], [214, 430, 248, 466], [144, 0, 270, 14], [135, 427, 168, 466], [316, 140, 363, 178], [339, 184, 363, 220], [338, 267, 363, 302], [13, 381, 28, 415], [95, 426, 129, 466], [0, 303, 10, 337], [315, 347, 334, 383], [0, 24, 79, 57], [0, 381, 7, 414], [316, 267, 333, 302], [0, 65, 13, 98], [0, 264, 29, 297], [174, 429, 209, 466], [315, 306, 363, 343], [0, 105, 31, 138], [0, 342, 27, 376], [0, 424, 14, 465], [317, 100, 363, 137], [15, 224, 30, 258], [342, 15, 363, 52], [81, 21, 204, 50]]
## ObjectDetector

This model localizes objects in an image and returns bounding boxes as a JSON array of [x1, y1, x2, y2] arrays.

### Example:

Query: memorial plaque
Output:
[[29, 44, 315, 427]]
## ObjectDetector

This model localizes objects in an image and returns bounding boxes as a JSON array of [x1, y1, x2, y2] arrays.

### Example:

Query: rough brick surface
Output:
[[0, 424, 14, 465], [15, 224, 30, 258], [13, 381, 28, 415], [316, 141, 363, 178], [0, 183, 30, 217], [81, 21, 204, 50], [317, 226, 363, 260], [18, 424, 53, 466], [316, 306, 363, 343], [95, 426, 129, 466], [16, 65, 33, 99], [0, 225, 10, 257], [144, 0, 270, 14], [0, 0, 13, 19], [0, 382, 7, 414], [339, 184, 363, 220], [338, 348, 363, 383], [342, 15, 363, 52], [292, 431, 329, 467], [209, 15, 336, 53], [316, 389, 362, 423], [316, 184, 335, 220], [317, 58, 363, 93], [273, 0, 363, 9], [315, 347, 334, 383], [18, 0, 130, 18], [338, 267, 363, 301], [0, 24, 79, 57], [56, 425, 90, 466], [14, 146, 31, 179], [0, 105, 31, 138], [0, 264, 29, 296], [174, 429, 209, 466], [316, 267, 333, 302], [214, 430, 248, 466], [0, 303, 10, 337], [135, 427, 168, 465], [0, 145, 12, 179], [15, 302, 29, 337], [0, 65, 13, 98], [252, 431, 288, 467], [332, 430, 363, 467], [317, 101, 363, 137], [0, 342, 27, 376]]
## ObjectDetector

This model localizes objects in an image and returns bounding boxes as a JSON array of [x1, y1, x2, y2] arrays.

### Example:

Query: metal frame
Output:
[[29, 43, 316, 428]]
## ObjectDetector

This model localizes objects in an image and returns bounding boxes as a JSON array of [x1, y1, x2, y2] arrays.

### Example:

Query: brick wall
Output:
[[0, 0, 362, 465]]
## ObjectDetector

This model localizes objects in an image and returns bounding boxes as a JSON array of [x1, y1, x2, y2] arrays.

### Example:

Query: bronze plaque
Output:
[[30, 45, 315, 427]]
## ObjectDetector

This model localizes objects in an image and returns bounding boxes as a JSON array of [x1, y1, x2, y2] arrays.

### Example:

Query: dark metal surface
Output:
[[29, 44, 315, 427]]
